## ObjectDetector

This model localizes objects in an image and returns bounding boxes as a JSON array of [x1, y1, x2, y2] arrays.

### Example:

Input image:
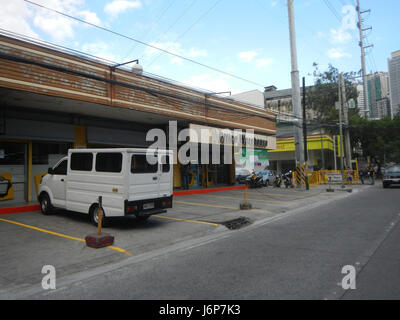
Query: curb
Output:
[[0, 185, 247, 215]]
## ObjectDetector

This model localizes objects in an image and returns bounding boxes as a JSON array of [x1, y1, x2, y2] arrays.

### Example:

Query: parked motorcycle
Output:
[[245, 171, 264, 188], [273, 174, 282, 188], [283, 171, 294, 188]]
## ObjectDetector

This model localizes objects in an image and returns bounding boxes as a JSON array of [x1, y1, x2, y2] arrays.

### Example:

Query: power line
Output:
[[148, 0, 222, 67], [121, 0, 178, 61], [23, 0, 265, 88]]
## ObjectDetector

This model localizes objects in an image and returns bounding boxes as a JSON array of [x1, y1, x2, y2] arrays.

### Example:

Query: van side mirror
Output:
[[48, 168, 54, 175]]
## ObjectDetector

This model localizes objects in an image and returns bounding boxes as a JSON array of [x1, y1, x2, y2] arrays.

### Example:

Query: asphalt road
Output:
[[29, 184, 400, 300]]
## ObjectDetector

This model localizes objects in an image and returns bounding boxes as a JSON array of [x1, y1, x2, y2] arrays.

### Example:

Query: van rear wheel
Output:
[[90, 205, 109, 227], [40, 193, 53, 215]]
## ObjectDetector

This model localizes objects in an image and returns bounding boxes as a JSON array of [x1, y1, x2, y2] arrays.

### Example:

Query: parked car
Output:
[[382, 164, 400, 188], [235, 169, 251, 184], [257, 170, 276, 186], [38, 148, 173, 225]]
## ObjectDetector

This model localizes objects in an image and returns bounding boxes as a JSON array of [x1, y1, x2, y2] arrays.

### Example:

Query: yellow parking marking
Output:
[[174, 200, 272, 214], [175, 200, 239, 210], [0, 218, 131, 257], [203, 194, 288, 204], [155, 215, 219, 227]]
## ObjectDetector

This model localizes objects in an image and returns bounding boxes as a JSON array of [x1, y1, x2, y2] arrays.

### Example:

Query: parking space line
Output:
[[155, 215, 219, 227], [202, 194, 288, 204], [0, 218, 131, 257], [174, 200, 272, 214], [175, 200, 239, 210]]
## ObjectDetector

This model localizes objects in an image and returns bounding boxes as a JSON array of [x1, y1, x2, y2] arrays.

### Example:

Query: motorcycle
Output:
[[245, 171, 264, 188], [273, 174, 282, 188], [282, 171, 294, 188]]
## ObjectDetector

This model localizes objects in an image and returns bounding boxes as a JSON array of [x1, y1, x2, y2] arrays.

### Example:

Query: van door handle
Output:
[[61, 179, 65, 182], [153, 177, 158, 180]]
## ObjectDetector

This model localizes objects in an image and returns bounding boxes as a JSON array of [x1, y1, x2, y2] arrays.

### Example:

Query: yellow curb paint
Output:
[[155, 215, 219, 227], [0, 218, 131, 257]]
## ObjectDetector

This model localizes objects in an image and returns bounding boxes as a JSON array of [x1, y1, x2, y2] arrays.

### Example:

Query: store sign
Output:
[[189, 124, 276, 150]]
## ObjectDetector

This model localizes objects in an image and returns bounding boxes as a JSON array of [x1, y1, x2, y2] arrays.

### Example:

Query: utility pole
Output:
[[341, 75, 352, 169], [338, 73, 346, 188], [287, 0, 304, 169], [356, 0, 372, 118], [302, 77, 309, 190]]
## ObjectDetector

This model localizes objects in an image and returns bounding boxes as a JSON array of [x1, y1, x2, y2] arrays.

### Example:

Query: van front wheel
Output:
[[90, 205, 109, 227], [40, 193, 53, 215]]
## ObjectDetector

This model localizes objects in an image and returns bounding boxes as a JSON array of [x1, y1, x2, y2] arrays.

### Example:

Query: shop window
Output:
[[161, 155, 170, 173], [96, 153, 122, 173], [0, 143, 25, 165], [131, 155, 157, 174], [70, 153, 93, 171], [33, 142, 71, 165]]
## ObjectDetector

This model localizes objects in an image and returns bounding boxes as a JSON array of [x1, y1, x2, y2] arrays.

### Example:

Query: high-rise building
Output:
[[388, 50, 400, 118], [366, 72, 390, 119], [356, 83, 366, 118]]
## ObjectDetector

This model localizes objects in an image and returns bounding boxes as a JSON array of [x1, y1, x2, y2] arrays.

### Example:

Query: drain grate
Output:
[[221, 217, 253, 230]]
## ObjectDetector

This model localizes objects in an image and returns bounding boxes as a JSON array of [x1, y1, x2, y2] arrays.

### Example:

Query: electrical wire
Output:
[[121, 0, 178, 61], [23, 0, 265, 88], [147, 0, 222, 67]]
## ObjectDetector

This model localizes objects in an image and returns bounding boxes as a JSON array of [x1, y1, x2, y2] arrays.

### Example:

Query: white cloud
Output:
[[188, 48, 208, 58], [0, 0, 38, 39], [329, 5, 356, 44], [81, 41, 119, 62], [330, 28, 352, 44], [185, 74, 234, 93], [0, 0, 101, 42], [238, 51, 258, 62], [327, 48, 351, 59], [255, 58, 274, 68], [104, 0, 142, 18], [78, 10, 101, 25]]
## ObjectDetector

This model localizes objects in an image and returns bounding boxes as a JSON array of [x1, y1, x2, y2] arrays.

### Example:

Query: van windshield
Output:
[[131, 154, 158, 174]]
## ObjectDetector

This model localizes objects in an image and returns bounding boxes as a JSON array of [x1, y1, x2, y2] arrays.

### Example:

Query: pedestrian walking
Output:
[[368, 165, 375, 185], [345, 167, 353, 185], [359, 167, 365, 185], [181, 164, 190, 190]]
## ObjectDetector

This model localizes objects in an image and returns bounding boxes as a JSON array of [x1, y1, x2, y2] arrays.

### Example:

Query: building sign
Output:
[[189, 124, 276, 150]]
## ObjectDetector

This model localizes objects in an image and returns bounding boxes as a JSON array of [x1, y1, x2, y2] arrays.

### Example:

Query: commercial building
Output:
[[366, 72, 391, 119], [388, 50, 400, 118], [0, 32, 276, 203]]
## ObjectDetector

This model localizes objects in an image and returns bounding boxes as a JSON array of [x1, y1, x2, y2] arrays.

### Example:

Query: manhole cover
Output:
[[221, 217, 252, 230]]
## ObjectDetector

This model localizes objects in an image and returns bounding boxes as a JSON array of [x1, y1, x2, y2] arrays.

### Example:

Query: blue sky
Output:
[[0, 0, 398, 94]]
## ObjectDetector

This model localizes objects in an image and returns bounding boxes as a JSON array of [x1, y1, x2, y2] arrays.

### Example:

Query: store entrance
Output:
[[0, 141, 27, 202]]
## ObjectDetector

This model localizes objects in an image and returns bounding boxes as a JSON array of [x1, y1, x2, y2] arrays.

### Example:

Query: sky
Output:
[[0, 0, 399, 95]]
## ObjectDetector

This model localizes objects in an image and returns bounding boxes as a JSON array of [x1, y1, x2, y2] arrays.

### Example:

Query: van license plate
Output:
[[143, 202, 154, 210]]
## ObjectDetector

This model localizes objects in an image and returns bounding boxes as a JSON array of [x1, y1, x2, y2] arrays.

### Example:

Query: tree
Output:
[[307, 63, 358, 122]]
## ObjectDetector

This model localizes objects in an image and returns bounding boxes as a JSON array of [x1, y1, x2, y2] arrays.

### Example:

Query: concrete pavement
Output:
[[0, 183, 373, 299]]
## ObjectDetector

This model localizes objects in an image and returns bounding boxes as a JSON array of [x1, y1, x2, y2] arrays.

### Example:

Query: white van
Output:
[[38, 148, 173, 225]]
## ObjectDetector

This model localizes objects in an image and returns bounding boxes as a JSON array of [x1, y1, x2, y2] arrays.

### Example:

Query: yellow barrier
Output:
[[293, 170, 360, 186]]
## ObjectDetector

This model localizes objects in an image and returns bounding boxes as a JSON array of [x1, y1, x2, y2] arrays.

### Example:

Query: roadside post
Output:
[[240, 184, 252, 210], [85, 196, 115, 249]]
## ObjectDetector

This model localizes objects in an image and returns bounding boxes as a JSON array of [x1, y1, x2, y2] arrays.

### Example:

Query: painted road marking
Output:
[[0, 218, 131, 257], [202, 194, 288, 204], [155, 215, 219, 227], [174, 200, 272, 214]]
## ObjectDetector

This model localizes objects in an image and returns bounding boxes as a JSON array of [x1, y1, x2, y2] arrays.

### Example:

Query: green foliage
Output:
[[307, 63, 358, 121], [307, 63, 400, 164]]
